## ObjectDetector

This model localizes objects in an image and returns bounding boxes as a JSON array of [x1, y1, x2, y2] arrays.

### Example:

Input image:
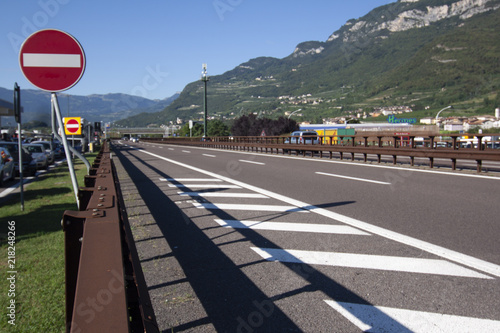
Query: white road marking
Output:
[[0, 177, 36, 198], [203, 154, 216, 157], [214, 219, 370, 235], [182, 150, 191, 153], [316, 171, 391, 185], [160, 178, 222, 182], [136, 149, 500, 277], [193, 203, 309, 213], [169, 184, 240, 189], [239, 159, 265, 165], [325, 300, 500, 333], [251, 248, 491, 279], [179, 192, 268, 198]]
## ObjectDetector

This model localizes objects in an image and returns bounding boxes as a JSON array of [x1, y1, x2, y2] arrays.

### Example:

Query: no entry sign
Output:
[[19, 29, 85, 92], [65, 117, 81, 135]]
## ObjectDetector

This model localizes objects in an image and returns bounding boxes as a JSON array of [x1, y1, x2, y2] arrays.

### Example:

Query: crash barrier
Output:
[[62, 141, 158, 332], [141, 133, 500, 173]]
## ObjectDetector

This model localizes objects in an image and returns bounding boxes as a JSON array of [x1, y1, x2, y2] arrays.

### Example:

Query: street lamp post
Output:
[[288, 108, 302, 119], [435, 105, 453, 127], [201, 64, 209, 138]]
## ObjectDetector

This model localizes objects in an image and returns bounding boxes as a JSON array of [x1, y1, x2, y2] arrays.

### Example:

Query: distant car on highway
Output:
[[130, 137, 139, 143], [283, 131, 320, 153], [0, 146, 15, 186], [25, 144, 49, 170], [33, 140, 55, 164]]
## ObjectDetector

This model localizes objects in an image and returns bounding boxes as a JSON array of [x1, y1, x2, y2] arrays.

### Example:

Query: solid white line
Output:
[[179, 192, 268, 198], [239, 159, 265, 165], [0, 186, 18, 198], [316, 172, 391, 185], [160, 178, 222, 182], [324, 300, 500, 333], [193, 203, 309, 213], [214, 219, 370, 235], [203, 154, 216, 157], [251, 248, 491, 279], [135, 149, 500, 277], [23, 53, 81, 67], [0, 177, 35, 198], [168, 184, 240, 189]]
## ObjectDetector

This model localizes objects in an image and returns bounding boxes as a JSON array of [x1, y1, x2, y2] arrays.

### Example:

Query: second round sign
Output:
[[65, 117, 81, 135]]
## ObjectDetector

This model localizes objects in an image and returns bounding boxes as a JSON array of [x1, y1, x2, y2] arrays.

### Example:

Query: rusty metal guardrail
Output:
[[62, 141, 158, 332], [141, 133, 500, 173]]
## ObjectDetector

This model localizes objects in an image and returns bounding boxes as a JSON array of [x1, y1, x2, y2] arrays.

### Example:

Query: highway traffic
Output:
[[112, 139, 500, 332]]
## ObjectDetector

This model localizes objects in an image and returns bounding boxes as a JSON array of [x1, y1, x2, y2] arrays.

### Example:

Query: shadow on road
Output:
[[112, 143, 412, 333]]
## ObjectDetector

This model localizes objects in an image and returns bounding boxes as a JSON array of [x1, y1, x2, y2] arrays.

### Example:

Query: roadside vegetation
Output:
[[0, 153, 96, 332]]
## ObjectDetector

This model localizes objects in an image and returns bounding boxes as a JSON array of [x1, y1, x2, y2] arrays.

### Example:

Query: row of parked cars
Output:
[[0, 140, 64, 186]]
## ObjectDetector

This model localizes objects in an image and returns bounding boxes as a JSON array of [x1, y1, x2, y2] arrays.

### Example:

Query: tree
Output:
[[177, 120, 230, 137], [208, 119, 230, 136], [231, 114, 298, 136], [177, 122, 203, 137]]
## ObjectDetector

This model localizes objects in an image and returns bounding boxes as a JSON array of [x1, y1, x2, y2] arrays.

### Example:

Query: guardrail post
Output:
[[476, 135, 484, 151], [429, 136, 435, 149], [452, 136, 459, 150]]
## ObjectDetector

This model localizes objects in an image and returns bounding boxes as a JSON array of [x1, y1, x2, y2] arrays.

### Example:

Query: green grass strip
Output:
[[1, 154, 96, 332]]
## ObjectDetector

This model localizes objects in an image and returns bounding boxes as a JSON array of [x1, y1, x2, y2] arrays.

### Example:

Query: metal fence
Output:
[[62, 141, 158, 332], [141, 133, 500, 173]]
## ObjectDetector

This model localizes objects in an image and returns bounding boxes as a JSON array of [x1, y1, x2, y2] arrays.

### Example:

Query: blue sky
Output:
[[1, 0, 394, 100]]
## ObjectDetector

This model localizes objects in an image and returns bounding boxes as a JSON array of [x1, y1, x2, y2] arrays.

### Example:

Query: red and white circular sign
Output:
[[19, 29, 86, 92], [66, 118, 80, 134]]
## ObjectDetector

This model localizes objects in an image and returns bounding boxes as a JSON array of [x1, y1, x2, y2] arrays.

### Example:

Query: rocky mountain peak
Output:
[[327, 0, 499, 43]]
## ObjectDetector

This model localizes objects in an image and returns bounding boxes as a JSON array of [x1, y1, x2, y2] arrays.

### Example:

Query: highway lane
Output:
[[112, 140, 500, 332]]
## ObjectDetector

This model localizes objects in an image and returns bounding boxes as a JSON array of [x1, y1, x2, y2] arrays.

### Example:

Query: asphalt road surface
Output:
[[112, 140, 500, 333]]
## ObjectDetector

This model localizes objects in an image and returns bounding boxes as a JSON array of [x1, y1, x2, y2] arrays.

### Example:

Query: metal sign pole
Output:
[[14, 83, 24, 211], [52, 93, 80, 209]]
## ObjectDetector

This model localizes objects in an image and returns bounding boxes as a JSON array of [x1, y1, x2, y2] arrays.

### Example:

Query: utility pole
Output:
[[201, 64, 209, 138]]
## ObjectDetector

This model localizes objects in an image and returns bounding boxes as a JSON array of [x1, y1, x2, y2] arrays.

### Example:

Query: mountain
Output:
[[119, 0, 500, 127], [0, 87, 179, 125]]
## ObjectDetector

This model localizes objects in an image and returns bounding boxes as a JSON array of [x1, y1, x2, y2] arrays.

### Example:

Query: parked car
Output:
[[52, 142, 64, 159], [25, 144, 49, 170], [33, 140, 55, 164], [0, 146, 15, 186], [283, 131, 320, 153], [435, 142, 451, 148], [0, 141, 37, 177]]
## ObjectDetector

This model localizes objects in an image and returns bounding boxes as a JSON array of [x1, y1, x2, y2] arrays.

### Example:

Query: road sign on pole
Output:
[[18, 29, 86, 208], [65, 117, 82, 135], [19, 29, 86, 92]]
